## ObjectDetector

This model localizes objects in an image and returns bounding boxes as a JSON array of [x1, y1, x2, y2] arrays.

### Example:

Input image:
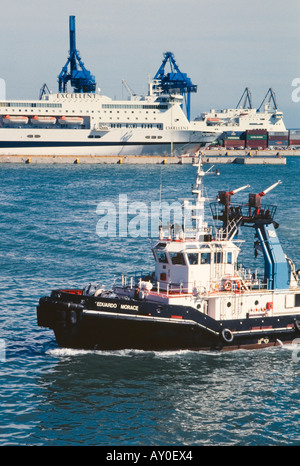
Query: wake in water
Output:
[[47, 347, 198, 359], [277, 338, 300, 362], [47, 345, 279, 360]]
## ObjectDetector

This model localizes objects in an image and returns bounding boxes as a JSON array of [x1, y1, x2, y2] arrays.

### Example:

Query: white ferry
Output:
[[193, 87, 287, 135], [0, 88, 220, 157], [193, 103, 286, 134], [0, 16, 288, 158], [0, 86, 288, 157]]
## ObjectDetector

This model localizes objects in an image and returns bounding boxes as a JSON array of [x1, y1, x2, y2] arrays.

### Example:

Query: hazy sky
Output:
[[1, 0, 300, 127]]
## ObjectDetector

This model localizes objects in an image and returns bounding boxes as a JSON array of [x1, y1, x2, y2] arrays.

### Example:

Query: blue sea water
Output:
[[0, 158, 300, 446]]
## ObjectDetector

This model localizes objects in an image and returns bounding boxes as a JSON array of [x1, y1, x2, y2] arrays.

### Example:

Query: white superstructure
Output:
[[0, 85, 219, 157], [0, 79, 289, 157], [192, 103, 286, 134]]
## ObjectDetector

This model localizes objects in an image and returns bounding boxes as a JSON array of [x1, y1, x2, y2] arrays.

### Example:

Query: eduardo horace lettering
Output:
[[96, 302, 139, 311], [106, 450, 193, 463]]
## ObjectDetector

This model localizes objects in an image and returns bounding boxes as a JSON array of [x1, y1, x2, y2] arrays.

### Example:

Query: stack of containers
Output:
[[288, 130, 300, 147], [222, 131, 245, 149], [246, 129, 268, 149], [268, 131, 289, 148]]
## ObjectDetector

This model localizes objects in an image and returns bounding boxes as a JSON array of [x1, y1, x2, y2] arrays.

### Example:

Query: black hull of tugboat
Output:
[[37, 292, 300, 351]]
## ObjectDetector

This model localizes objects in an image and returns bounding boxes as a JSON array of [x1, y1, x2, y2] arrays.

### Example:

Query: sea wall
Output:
[[0, 150, 289, 165]]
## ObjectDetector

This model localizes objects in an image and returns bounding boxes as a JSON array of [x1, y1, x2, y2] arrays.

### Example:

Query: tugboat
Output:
[[37, 159, 300, 351]]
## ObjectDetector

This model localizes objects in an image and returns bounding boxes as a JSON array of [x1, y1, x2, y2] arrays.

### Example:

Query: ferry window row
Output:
[[102, 104, 168, 110], [107, 123, 163, 129], [0, 102, 62, 108]]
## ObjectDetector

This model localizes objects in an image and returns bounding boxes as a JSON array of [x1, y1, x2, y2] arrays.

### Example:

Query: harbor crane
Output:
[[236, 87, 253, 109], [217, 184, 251, 207], [258, 88, 278, 112], [58, 16, 96, 93], [122, 79, 138, 99], [153, 52, 197, 121], [248, 180, 282, 215], [39, 83, 51, 100]]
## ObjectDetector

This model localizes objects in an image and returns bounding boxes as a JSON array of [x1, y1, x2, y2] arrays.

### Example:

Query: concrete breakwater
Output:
[[0, 151, 288, 165]]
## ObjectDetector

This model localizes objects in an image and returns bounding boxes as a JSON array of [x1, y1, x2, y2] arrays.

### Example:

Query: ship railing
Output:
[[214, 215, 243, 241], [233, 266, 269, 291], [163, 282, 191, 295], [113, 271, 155, 289], [115, 273, 197, 296], [114, 271, 269, 298], [160, 276, 270, 296]]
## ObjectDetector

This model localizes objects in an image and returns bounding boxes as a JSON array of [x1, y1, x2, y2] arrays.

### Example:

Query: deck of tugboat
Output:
[[112, 273, 276, 304]]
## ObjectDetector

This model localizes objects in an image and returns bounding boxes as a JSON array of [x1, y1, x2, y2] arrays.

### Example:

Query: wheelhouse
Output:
[[152, 239, 240, 293]]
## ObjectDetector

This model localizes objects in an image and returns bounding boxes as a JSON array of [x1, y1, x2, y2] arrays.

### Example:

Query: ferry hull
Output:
[[0, 142, 208, 157], [0, 129, 216, 157], [37, 294, 300, 351]]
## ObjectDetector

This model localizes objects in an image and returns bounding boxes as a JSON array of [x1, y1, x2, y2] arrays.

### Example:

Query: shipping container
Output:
[[246, 142, 268, 149], [247, 138, 267, 143], [268, 131, 289, 136], [289, 139, 300, 144], [247, 139, 268, 144], [224, 131, 245, 137], [221, 131, 245, 140], [268, 141, 288, 146], [224, 140, 245, 149], [268, 138, 289, 142], [246, 129, 267, 135], [268, 136, 289, 141], [247, 135, 267, 140]]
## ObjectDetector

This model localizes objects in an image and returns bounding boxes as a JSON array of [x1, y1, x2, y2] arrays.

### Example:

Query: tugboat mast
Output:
[[191, 155, 219, 241]]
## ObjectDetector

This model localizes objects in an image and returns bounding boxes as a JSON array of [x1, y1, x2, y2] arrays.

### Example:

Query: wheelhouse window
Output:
[[201, 252, 211, 264], [295, 294, 300, 307], [187, 253, 199, 265], [156, 251, 168, 263], [227, 252, 232, 264], [214, 252, 223, 264], [169, 252, 186, 265]]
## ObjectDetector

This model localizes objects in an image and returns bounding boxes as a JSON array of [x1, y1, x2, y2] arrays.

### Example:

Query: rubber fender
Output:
[[60, 301, 84, 311], [69, 310, 77, 324], [221, 328, 234, 343], [294, 320, 300, 332]]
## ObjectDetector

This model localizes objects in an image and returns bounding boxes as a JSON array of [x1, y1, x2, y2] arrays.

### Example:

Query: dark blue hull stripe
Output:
[[0, 141, 199, 148]]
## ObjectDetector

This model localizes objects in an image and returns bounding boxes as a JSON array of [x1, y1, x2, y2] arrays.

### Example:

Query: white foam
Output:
[[47, 346, 222, 359], [47, 347, 154, 358], [276, 338, 300, 351]]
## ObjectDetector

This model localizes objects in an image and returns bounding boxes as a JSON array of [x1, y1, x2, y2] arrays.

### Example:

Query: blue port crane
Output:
[[153, 52, 197, 121], [58, 16, 96, 93], [258, 88, 278, 112], [236, 87, 253, 109]]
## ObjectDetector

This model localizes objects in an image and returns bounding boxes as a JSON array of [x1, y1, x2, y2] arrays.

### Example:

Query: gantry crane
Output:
[[153, 52, 197, 121], [58, 16, 96, 93], [258, 88, 278, 112], [236, 87, 253, 109]]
